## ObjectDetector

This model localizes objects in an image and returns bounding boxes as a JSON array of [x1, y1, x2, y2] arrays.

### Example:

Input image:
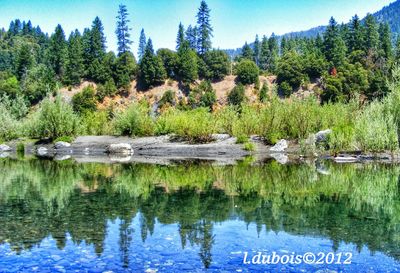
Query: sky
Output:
[[0, 0, 395, 54]]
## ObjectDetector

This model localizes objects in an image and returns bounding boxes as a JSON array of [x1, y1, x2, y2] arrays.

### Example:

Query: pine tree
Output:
[[139, 38, 166, 89], [323, 17, 346, 68], [241, 42, 254, 61], [138, 28, 146, 61], [196, 0, 213, 55], [363, 14, 379, 54], [280, 36, 288, 55], [115, 51, 137, 89], [116, 4, 132, 55], [396, 36, 400, 61], [186, 25, 198, 50], [47, 24, 67, 78], [176, 23, 185, 50], [16, 44, 34, 79], [378, 23, 392, 60], [268, 34, 279, 72], [65, 30, 84, 85], [177, 40, 198, 84], [259, 36, 270, 70], [348, 15, 364, 52], [253, 35, 260, 66]]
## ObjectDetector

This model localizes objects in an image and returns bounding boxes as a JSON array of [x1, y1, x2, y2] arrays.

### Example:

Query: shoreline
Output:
[[1, 135, 399, 165]]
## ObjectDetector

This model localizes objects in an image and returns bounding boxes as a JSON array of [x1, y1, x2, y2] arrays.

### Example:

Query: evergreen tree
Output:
[[47, 24, 67, 78], [65, 30, 84, 85], [115, 51, 137, 89], [268, 34, 279, 72], [396, 36, 400, 61], [253, 35, 260, 66], [196, 0, 213, 55], [259, 36, 270, 70], [176, 23, 185, 50], [241, 42, 254, 61], [15, 44, 34, 80], [138, 38, 166, 89], [363, 14, 379, 55], [115, 4, 133, 55], [323, 17, 346, 68], [177, 41, 198, 84], [280, 36, 288, 54], [186, 25, 198, 50], [378, 23, 392, 60], [138, 28, 146, 61], [348, 15, 364, 52]]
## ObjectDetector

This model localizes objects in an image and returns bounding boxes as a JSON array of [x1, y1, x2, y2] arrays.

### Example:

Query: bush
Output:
[[72, 86, 97, 114], [214, 106, 238, 135], [159, 90, 175, 108], [355, 101, 398, 152], [232, 105, 261, 141], [34, 97, 79, 140], [54, 136, 75, 143], [188, 81, 216, 110], [228, 84, 246, 107], [243, 142, 255, 151], [155, 108, 216, 143], [80, 111, 112, 135], [113, 103, 154, 137], [235, 60, 259, 85], [0, 104, 19, 141], [259, 83, 269, 102], [278, 81, 292, 97], [96, 79, 117, 102]]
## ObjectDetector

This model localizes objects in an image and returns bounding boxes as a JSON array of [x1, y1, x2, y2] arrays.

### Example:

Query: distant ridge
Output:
[[225, 0, 400, 58]]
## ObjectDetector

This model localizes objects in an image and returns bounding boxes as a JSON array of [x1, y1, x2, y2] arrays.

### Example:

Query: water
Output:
[[0, 158, 399, 272]]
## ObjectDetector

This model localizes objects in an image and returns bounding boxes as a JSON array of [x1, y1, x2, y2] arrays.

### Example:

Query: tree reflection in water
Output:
[[0, 158, 399, 268]]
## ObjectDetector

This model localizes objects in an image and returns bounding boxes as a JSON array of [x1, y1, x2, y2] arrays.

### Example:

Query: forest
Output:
[[2, 1, 400, 153]]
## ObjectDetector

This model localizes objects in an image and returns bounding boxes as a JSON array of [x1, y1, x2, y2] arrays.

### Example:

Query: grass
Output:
[[243, 142, 255, 151]]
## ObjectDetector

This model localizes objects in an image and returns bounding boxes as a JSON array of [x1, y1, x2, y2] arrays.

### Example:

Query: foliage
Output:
[[113, 103, 154, 137], [189, 81, 216, 110], [33, 97, 79, 139], [202, 50, 230, 81], [159, 90, 175, 108], [80, 111, 112, 135], [72, 86, 97, 114], [228, 84, 246, 106], [155, 108, 216, 143], [259, 83, 269, 102], [138, 39, 166, 89], [243, 142, 255, 151], [235, 60, 259, 85], [96, 79, 117, 102]]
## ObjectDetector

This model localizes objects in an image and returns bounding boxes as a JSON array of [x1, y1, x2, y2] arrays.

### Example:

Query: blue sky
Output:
[[0, 0, 395, 54]]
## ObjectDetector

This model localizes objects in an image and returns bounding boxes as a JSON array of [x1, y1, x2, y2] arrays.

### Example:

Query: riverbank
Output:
[[1, 134, 399, 165]]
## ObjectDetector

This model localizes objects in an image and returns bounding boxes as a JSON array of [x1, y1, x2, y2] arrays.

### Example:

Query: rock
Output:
[[37, 147, 48, 156], [54, 155, 71, 161], [270, 153, 288, 164], [315, 129, 332, 143], [54, 141, 71, 149], [334, 156, 357, 163], [213, 134, 230, 141], [0, 152, 10, 158], [269, 139, 288, 152], [106, 143, 133, 155], [0, 144, 11, 152]]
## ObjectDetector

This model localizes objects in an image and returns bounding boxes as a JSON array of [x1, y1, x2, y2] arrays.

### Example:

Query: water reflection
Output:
[[0, 158, 399, 271]]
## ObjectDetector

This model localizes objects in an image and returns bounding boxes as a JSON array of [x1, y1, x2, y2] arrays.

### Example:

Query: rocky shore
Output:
[[1, 134, 399, 165]]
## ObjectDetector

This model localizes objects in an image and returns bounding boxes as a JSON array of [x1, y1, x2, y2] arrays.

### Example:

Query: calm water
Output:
[[0, 158, 399, 273]]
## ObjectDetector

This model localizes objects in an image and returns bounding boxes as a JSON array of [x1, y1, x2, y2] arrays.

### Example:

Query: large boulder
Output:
[[106, 143, 134, 155], [269, 139, 288, 152], [0, 144, 11, 152], [315, 129, 332, 144], [54, 141, 71, 149]]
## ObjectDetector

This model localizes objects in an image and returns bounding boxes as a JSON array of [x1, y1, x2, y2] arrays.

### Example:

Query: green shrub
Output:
[[228, 84, 246, 106], [113, 103, 154, 137], [279, 81, 292, 97], [96, 79, 117, 102], [214, 106, 238, 135], [259, 84, 269, 102], [203, 49, 230, 81], [243, 142, 255, 151], [0, 104, 19, 141], [189, 81, 216, 110], [159, 90, 175, 108], [235, 60, 259, 85], [33, 97, 79, 140], [72, 86, 97, 114], [328, 124, 355, 153], [155, 108, 216, 143], [232, 105, 261, 141], [80, 111, 112, 135], [355, 101, 398, 152]]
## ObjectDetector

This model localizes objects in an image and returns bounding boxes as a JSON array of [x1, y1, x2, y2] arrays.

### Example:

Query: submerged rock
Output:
[[54, 141, 71, 149], [106, 143, 134, 155], [0, 144, 11, 152], [270, 139, 288, 152]]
